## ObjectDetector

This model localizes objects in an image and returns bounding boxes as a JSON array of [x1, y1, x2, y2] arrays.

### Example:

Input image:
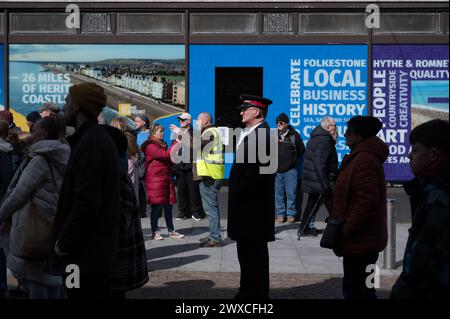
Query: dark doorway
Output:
[[215, 67, 263, 128]]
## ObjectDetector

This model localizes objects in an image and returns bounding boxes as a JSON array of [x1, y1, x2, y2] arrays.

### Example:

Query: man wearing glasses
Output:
[[170, 113, 205, 221], [298, 116, 338, 237], [228, 94, 275, 299]]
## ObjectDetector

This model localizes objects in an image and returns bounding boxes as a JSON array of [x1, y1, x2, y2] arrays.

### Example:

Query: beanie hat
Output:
[[348, 116, 383, 140], [26, 111, 41, 123], [69, 83, 106, 118], [276, 113, 289, 124]]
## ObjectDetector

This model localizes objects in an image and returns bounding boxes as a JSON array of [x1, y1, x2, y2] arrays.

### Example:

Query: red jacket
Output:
[[331, 136, 389, 257], [144, 137, 177, 205]]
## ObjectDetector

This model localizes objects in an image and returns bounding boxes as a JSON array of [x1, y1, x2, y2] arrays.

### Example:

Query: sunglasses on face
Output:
[[277, 121, 286, 125], [178, 118, 187, 122]]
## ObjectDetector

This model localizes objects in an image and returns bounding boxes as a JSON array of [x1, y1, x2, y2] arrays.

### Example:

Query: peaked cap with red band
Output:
[[238, 94, 273, 110]]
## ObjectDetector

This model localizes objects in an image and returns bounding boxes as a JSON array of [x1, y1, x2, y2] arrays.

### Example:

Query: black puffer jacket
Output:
[[302, 125, 338, 194]]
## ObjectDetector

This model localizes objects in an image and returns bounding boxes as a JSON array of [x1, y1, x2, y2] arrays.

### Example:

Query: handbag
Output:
[[319, 217, 345, 249], [15, 202, 54, 260], [15, 156, 58, 260]]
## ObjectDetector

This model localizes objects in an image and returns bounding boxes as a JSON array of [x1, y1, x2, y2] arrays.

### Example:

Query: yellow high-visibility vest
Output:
[[196, 126, 224, 180]]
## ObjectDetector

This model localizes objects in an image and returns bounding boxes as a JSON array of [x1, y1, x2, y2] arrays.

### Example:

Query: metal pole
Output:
[[383, 199, 397, 269]]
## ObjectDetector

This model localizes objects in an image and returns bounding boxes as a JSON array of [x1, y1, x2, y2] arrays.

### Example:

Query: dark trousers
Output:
[[151, 204, 174, 233], [66, 273, 111, 299], [343, 253, 379, 300], [299, 192, 332, 231], [0, 248, 6, 294], [236, 240, 269, 299], [295, 179, 304, 219], [176, 170, 205, 219]]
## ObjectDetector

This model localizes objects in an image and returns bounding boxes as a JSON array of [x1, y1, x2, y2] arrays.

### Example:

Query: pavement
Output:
[[5, 186, 411, 299], [121, 217, 408, 298]]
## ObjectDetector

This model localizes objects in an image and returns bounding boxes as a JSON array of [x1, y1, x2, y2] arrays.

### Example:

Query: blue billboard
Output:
[[189, 45, 368, 177]]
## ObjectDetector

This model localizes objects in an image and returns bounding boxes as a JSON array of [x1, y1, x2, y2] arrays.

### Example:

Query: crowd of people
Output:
[[0, 82, 447, 300]]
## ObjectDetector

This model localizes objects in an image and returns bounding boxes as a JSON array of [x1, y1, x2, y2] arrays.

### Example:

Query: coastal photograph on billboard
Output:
[[372, 44, 449, 181], [411, 80, 448, 128], [9, 44, 185, 131]]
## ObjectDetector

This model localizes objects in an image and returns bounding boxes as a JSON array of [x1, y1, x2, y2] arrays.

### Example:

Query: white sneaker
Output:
[[169, 231, 185, 239], [192, 216, 202, 221], [152, 232, 163, 240]]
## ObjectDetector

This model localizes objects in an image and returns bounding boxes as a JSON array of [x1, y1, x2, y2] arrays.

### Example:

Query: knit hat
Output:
[[26, 111, 41, 124], [276, 113, 289, 124], [347, 116, 383, 140], [69, 83, 106, 118]]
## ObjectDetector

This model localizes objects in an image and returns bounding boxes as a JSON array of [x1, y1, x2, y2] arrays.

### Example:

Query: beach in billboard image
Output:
[[9, 44, 185, 131], [411, 80, 449, 129]]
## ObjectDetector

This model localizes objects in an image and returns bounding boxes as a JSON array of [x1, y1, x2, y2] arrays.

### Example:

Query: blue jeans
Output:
[[150, 204, 175, 233], [275, 168, 297, 217], [199, 179, 223, 242]]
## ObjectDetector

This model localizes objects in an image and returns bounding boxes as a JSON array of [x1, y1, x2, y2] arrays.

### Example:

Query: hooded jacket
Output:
[[302, 125, 338, 194], [0, 140, 70, 284], [0, 140, 70, 223], [331, 136, 389, 256]]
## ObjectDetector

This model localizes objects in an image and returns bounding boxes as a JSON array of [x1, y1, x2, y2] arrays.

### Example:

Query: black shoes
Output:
[[297, 227, 321, 239], [311, 227, 323, 234], [200, 240, 222, 248]]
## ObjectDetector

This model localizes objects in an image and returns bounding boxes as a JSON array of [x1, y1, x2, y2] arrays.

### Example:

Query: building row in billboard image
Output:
[[43, 62, 185, 104]]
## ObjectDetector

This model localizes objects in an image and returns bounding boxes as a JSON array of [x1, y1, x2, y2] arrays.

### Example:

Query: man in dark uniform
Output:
[[228, 94, 276, 299]]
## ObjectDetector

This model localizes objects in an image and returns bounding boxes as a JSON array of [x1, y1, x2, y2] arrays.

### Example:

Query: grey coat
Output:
[[0, 140, 70, 286]]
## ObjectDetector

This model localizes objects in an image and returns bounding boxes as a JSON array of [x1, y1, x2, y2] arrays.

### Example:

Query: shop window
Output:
[[117, 13, 183, 34], [9, 13, 76, 34], [374, 13, 439, 34], [190, 13, 257, 34], [299, 13, 366, 34]]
